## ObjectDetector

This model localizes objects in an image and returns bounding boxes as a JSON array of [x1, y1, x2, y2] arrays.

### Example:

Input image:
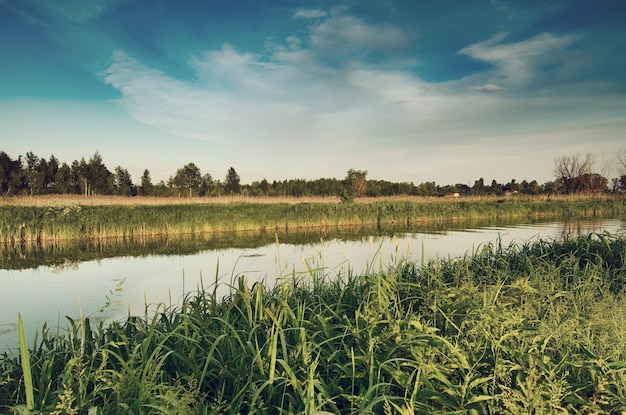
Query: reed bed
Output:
[[0, 193, 621, 207], [0, 217, 525, 271], [2, 232, 626, 413], [0, 195, 342, 207], [1, 198, 624, 243]]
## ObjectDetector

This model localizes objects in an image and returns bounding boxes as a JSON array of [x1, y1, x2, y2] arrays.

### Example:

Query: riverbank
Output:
[[2, 233, 625, 413], [0, 196, 624, 243], [0, 193, 621, 207]]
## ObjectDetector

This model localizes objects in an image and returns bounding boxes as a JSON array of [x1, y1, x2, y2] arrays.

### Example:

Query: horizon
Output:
[[2, 1, 625, 185]]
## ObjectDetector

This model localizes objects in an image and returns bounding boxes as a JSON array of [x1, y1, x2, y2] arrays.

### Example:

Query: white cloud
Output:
[[293, 9, 327, 19], [307, 11, 410, 56], [101, 12, 625, 184], [472, 84, 504, 92], [459, 32, 580, 88]]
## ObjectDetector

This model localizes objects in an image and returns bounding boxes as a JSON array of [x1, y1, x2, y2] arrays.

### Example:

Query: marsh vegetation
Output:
[[1, 195, 623, 244], [2, 232, 626, 414]]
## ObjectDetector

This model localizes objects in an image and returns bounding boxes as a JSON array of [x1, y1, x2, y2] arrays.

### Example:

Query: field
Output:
[[1, 232, 626, 413], [0, 194, 624, 243]]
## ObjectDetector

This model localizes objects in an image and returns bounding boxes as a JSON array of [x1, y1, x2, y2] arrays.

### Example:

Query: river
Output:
[[1, 218, 624, 351]]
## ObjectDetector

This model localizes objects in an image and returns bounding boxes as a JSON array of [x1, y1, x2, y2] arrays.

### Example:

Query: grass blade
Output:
[[18, 313, 35, 411]]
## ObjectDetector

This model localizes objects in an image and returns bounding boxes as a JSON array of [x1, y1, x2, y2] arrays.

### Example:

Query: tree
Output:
[[199, 173, 215, 196], [25, 152, 44, 195], [87, 152, 114, 195], [113, 166, 136, 196], [0, 151, 25, 196], [169, 163, 203, 197], [346, 169, 367, 197], [489, 180, 503, 196], [71, 159, 88, 195], [45, 155, 60, 193], [54, 163, 73, 194], [472, 178, 486, 195], [617, 150, 626, 193], [225, 167, 241, 194], [139, 169, 154, 196], [553, 153, 594, 194]]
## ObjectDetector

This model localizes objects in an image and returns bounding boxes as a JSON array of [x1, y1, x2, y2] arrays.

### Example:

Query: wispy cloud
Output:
[[459, 32, 581, 89], [1, 0, 119, 24], [293, 9, 327, 19], [100, 7, 624, 182], [472, 84, 504, 93]]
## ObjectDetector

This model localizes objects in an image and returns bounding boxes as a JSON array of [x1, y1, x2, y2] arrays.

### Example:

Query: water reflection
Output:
[[0, 218, 624, 351], [0, 216, 614, 271]]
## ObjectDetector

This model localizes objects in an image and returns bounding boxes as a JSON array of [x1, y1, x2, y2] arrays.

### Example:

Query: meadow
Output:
[[0, 194, 623, 243], [1, 232, 626, 414]]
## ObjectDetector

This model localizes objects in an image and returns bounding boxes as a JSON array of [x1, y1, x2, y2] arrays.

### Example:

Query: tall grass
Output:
[[2, 232, 626, 413], [1, 198, 624, 243], [1, 215, 577, 271]]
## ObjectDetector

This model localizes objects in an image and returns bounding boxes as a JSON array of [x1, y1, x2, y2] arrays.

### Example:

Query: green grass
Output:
[[0, 198, 624, 243], [0, 215, 585, 271], [1, 232, 626, 414]]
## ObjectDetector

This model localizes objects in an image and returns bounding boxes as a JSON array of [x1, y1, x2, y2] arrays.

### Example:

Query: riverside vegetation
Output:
[[1, 232, 626, 413], [0, 195, 624, 243], [0, 216, 594, 271]]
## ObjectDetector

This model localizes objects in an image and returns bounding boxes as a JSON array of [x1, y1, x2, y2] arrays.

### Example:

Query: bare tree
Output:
[[553, 153, 594, 194], [618, 150, 626, 193], [618, 150, 626, 174]]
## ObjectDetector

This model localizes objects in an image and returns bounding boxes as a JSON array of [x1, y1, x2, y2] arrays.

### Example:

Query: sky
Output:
[[1, 0, 625, 186]]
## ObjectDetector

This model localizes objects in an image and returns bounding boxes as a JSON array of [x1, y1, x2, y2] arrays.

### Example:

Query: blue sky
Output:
[[1, 0, 625, 185]]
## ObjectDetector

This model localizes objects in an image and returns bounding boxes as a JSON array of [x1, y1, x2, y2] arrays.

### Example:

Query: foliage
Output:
[[224, 167, 241, 195], [2, 149, 625, 198], [346, 169, 368, 197], [168, 163, 204, 197], [2, 233, 626, 413], [113, 166, 136, 197]]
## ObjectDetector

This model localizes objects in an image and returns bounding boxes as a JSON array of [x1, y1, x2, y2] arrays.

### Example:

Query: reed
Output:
[[1, 232, 626, 413], [1, 198, 624, 243]]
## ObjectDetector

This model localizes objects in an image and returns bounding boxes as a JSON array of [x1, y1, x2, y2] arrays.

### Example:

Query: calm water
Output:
[[1, 219, 624, 351]]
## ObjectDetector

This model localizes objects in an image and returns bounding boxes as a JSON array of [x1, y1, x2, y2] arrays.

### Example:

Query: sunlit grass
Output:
[[0, 193, 621, 207], [1, 197, 623, 243], [1, 232, 626, 413]]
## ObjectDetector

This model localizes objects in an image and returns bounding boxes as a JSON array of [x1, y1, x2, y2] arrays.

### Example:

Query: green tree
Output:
[[87, 152, 114, 195], [70, 159, 88, 195], [199, 173, 215, 196], [0, 151, 25, 196], [139, 169, 154, 196], [25, 152, 45, 195], [169, 163, 203, 197], [113, 166, 136, 196], [472, 178, 485, 195], [44, 155, 59, 193], [489, 180, 503, 196], [54, 162, 73, 194], [225, 167, 241, 194]]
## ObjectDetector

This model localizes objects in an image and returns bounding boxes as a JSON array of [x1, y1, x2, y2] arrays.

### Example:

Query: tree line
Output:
[[1, 150, 625, 199]]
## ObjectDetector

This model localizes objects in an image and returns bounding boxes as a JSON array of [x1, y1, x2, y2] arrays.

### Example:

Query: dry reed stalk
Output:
[[1, 193, 621, 208], [0, 194, 342, 207]]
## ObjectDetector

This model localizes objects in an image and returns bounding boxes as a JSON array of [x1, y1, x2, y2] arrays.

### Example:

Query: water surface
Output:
[[1, 218, 624, 351]]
